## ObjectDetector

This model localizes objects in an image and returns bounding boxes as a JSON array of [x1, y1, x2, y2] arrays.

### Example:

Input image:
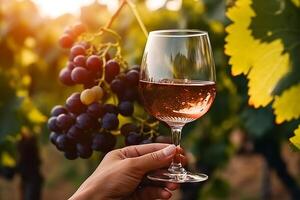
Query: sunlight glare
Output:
[[166, 0, 182, 11], [32, 0, 95, 17], [146, 0, 167, 11], [32, 0, 119, 18], [99, 0, 119, 12]]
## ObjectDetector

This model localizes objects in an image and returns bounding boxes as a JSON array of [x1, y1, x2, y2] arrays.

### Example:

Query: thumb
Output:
[[132, 145, 176, 172]]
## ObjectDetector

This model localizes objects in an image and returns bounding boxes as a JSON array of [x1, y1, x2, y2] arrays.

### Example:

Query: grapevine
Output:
[[48, 0, 160, 160]]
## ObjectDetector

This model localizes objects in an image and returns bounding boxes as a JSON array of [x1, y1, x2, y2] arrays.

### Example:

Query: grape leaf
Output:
[[273, 83, 300, 123], [241, 107, 274, 138], [249, 0, 300, 96], [290, 125, 300, 149], [291, 0, 300, 7], [1, 152, 16, 167], [21, 97, 47, 124], [225, 0, 290, 108], [0, 73, 23, 142]]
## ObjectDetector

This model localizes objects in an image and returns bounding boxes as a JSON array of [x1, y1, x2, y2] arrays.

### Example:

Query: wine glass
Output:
[[139, 30, 216, 183]]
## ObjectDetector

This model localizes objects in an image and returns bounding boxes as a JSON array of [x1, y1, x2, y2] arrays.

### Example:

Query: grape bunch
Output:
[[48, 23, 159, 160]]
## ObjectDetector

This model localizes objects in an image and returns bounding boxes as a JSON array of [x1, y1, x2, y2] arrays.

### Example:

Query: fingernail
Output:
[[161, 189, 171, 198], [162, 145, 176, 157]]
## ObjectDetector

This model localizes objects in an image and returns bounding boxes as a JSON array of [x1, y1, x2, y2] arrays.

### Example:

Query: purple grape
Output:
[[49, 132, 60, 145], [101, 113, 119, 130], [59, 34, 74, 49], [72, 23, 87, 36], [56, 114, 74, 130], [86, 55, 103, 72], [92, 132, 116, 152], [73, 55, 86, 67], [48, 117, 60, 132], [67, 61, 75, 70], [125, 132, 143, 146], [76, 113, 93, 129], [71, 67, 90, 84], [70, 44, 86, 57], [105, 60, 120, 83], [64, 150, 78, 160], [51, 105, 68, 116], [120, 123, 139, 136], [125, 70, 139, 86], [56, 134, 72, 151], [119, 88, 138, 101], [87, 102, 105, 118], [67, 125, 84, 140], [118, 101, 134, 116], [59, 68, 75, 86], [110, 79, 125, 94], [76, 143, 93, 159], [66, 93, 86, 114], [103, 104, 118, 114]]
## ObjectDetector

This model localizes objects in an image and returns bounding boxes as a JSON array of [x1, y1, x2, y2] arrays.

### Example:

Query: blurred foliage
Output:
[[225, 0, 300, 148], [0, 0, 77, 165]]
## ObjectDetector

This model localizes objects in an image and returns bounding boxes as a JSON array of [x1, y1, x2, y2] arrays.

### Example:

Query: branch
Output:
[[104, 0, 127, 29], [126, 0, 149, 38], [103, 0, 148, 38]]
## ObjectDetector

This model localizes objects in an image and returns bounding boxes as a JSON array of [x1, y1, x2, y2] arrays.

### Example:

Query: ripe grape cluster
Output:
[[48, 23, 158, 160]]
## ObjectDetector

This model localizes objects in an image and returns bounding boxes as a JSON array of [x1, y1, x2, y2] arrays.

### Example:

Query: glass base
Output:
[[147, 169, 208, 183]]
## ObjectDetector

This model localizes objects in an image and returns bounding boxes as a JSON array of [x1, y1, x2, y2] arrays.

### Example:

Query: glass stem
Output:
[[168, 126, 187, 175]]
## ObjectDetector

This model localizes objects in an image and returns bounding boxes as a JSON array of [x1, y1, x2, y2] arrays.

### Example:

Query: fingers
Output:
[[140, 178, 179, 191], [181, 154, 187, 166], [166, 182, 180, 191], [121, 143, 170, 158], [131, 145, 176, 172], [135, 186, 172, 200], [120, 143, 186, 159]]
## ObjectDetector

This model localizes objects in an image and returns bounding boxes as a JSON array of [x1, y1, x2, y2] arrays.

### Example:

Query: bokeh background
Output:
[[0, 0, 300, 199]]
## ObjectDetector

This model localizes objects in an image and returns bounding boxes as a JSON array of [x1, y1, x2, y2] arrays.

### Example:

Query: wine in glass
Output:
[[139, 30, 216, 183]]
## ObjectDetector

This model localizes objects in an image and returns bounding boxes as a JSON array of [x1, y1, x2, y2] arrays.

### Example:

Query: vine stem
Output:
[[102, 0, 148, 38], [104, 0, 127, 29], [126, 0, 149, 38]]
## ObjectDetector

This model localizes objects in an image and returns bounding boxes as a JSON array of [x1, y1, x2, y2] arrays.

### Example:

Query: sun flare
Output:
[[31, 0, 120, 18], [31, 0, 181, 18]]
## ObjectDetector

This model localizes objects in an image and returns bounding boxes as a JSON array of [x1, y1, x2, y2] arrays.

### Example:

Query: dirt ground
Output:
[[0, 143, 299, 200]]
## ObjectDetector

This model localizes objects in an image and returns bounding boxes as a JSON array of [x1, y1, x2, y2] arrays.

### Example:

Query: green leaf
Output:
[[273, 83, 300, 123], [291, 0, 300, 7], [0, 73, 23, 142], [241, 107, 274, 138], [226, 0, 300, 149], [250, 0, 300, 95], [225, 0, 291, 108], [290, 125, 300, 149], [1, 152, 16, 167]]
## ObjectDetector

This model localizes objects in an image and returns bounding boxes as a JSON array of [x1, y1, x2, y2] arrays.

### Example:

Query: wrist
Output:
[[70, 189, 109, 200], [69, 178, 109, 200]]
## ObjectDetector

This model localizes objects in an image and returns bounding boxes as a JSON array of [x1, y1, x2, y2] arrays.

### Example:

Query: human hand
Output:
[[69, 143, 184, 200]]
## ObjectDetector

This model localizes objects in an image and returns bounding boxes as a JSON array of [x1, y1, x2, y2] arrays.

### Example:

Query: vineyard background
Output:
[[0, 0, 300, 199]]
